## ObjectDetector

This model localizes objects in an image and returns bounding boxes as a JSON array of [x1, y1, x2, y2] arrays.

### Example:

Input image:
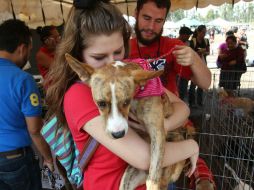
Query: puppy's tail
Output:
[[225, 163, 241, 184], [225, 163, 253, 190]]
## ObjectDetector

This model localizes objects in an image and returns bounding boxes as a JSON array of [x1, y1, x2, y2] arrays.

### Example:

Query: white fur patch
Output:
[[113, 61, 126, 67], [106, 83, 128, 134]]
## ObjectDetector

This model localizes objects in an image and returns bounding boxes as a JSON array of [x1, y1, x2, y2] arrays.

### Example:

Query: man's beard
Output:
[[134, 21, 162, 46]]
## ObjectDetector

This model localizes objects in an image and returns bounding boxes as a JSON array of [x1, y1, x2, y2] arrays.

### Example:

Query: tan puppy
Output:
[[218, 88, 254, 116], [65, 54, 190, 190]]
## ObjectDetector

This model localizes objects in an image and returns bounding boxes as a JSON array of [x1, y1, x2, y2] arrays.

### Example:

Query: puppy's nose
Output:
[[112, 130, 125, 139]]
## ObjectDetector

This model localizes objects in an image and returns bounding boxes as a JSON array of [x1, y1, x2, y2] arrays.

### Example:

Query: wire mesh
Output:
[[176, 69, 254, 190]]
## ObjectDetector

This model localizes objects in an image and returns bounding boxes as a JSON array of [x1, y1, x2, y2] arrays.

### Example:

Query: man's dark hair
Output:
[[136, 0, 171, 15], [0, 19, 31, 53]]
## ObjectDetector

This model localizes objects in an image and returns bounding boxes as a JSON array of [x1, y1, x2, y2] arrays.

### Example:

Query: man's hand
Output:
[[173, 45, 195, 66]]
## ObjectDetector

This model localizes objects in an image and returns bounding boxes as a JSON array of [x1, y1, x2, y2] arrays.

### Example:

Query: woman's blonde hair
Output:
[[45, 1, 131, 128]]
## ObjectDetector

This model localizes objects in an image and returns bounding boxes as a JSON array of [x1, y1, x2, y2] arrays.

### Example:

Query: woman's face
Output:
[[226, 39, 237, 50], [198, 28, 206, 39], [82, 31, 125, 69], [46, 28, 61, 50]]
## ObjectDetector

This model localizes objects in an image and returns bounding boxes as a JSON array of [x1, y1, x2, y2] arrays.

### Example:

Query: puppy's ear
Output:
[[65, 53, 94, 84], [131, 69, 163, 86]]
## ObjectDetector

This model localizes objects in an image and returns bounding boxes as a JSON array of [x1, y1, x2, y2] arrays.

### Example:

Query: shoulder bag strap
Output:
[[78, 136, 99, 172]]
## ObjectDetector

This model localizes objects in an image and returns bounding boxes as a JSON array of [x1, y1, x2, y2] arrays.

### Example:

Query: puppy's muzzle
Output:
[[111, 130, 125, 139]]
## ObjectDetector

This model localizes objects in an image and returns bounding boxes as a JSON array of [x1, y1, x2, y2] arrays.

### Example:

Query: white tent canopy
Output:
[[207, 18, 234, 27], [0, 0, 253, 29], [164, 21, 178, 29], [175, 18, 203, 27]]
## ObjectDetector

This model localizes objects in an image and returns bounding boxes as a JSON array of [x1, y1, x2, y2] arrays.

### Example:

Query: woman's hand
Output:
[[185, 151, 199, 178], [43, 159, 54, 172], [173, 45, 195, 66], [218, 53, 227, 59], [128, 112, 146, 132], [197, 48, 207, 55], [228, 60, 237, 65]]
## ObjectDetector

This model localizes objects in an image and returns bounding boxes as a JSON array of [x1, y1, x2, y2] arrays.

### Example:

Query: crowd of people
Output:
[[0, 0, 249, 189]]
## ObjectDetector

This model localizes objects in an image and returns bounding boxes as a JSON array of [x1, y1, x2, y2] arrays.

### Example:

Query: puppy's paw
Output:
[[146, 180, 159, 190]]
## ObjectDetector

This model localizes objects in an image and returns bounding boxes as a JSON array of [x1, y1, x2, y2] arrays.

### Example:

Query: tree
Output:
[[206, 9, 216, 21], [168, 9, 184, 21]]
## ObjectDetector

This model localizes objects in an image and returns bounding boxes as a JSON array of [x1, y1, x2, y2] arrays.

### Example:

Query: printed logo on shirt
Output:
[[30, 93, 40, 106], [149, 59, 166, 71]]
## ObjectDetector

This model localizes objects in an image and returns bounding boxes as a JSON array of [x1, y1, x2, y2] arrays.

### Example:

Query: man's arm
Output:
[[190, 52, 211, 89], [26, 116, 54, 170], [173, 45, 211, 90]]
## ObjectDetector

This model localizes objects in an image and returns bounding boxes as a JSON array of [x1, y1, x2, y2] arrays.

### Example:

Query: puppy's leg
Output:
[[120, 166, 147, 190], [161, 131, 186, 187], [135, 97, 165, 190]]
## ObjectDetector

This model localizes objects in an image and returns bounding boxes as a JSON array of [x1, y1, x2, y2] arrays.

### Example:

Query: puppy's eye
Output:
[[123, 99, 131, 107], [97, 101, 107, 109]]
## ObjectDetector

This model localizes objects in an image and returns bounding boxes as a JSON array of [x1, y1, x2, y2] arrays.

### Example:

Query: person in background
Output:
[[36, 25, 61, 80], [238, 28, 248, 59], [177, 26, 193, 101], [178, 26, 193, 45], [217, 30, 234, 55], [129, 0, 211, 97], [217, 35, 246, 94], [208, 28, 215, 55], [188, 25, 210, 107], [45, 1, 199, 189], [0, 19, 53, 190]]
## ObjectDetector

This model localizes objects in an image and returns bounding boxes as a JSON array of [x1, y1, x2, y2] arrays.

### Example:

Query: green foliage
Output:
[[168, 9, 185, 21], [169, 2, 254, 23]]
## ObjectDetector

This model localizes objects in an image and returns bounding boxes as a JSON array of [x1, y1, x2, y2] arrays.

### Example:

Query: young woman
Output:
[[45, 1, 199, 189], [217, 35, 246, 93], [36, 25, 61, 79], [188, 25, 210, 107]]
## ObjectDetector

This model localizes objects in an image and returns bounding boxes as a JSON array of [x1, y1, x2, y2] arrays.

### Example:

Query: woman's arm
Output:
[[163, 88, 190, 131], [83, 116, 199, 173]]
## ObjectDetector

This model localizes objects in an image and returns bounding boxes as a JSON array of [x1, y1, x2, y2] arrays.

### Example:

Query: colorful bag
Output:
[[41, 116, 98, 188]]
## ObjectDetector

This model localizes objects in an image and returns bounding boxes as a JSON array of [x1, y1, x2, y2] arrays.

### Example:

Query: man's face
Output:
[[134, 1, 167, 46]]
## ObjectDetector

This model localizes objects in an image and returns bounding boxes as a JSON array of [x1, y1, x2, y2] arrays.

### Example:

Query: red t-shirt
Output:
[[129, 36, 192, 95], [37, 46, 54, 79], [64, 82, 146, 190]]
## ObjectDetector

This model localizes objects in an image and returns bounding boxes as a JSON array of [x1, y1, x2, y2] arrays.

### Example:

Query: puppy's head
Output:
[[196, 179, 215, 190], [65, 54, 163, 139]]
